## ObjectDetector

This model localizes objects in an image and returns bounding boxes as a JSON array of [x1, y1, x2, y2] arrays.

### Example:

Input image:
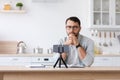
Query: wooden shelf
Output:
[[89, 26, 120, 31], [0, 10, 26, 13], [95, 54, 120, 57]]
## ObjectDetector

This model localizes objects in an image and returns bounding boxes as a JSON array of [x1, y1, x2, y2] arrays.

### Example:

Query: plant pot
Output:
[[19, 7, 22, 10], [17, 7, 22, 10]]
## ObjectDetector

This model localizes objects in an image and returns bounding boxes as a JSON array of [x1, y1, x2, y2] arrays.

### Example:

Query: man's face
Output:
[[66, 20, 81, 37]]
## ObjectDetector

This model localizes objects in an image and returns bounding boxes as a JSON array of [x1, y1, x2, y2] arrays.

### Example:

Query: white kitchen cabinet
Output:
[[0, 57, 31, 66], [0, 54, 120, 67], [11, 57, 31, 66], [91, 0, 120, 30], [30, 56, 56, 66], [0, 54, 55, 66], [92, 56, 120, 66]]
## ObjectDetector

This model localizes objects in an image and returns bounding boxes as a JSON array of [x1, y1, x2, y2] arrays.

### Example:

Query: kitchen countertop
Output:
[[0, 54, 120, 57], [0, 66, 120, 72], [0, 54, 54, 57], [0, 66, 120, 80]]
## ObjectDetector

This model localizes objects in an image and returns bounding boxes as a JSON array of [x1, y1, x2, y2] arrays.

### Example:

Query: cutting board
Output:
[[0, 41, 18, 54]]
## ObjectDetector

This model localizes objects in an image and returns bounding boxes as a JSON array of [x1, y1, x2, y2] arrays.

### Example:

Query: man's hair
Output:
[[65, 16, 81, 26]]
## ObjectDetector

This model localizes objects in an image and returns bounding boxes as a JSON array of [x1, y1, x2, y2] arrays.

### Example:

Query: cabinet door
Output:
[[0, 57, 13, 66], [92, 0, 120, 27], [11, 57, 31, 66], [92, 57, 112, 66], [115, 0, 120, 25], [111, 57, 120, 66], [92, 56, 120, 66], [93, 0, 110, 26], [0, 57, 30, 66]]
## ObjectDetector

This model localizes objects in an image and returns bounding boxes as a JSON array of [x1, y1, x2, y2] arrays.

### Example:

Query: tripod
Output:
[[53, 53, 68, 68]]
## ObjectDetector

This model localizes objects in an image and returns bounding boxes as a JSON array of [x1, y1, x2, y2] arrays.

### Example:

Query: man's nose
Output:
[[70, 28, 74, 32]]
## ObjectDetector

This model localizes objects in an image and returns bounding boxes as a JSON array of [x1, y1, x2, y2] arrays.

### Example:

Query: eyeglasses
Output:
[[66, 26, 79, 30]]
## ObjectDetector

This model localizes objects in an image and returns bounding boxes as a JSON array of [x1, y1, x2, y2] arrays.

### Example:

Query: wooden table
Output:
[[0, 66, 120, 80]]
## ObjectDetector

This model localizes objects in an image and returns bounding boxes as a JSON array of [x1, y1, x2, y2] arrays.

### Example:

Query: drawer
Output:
[[30, 57, 55, 66], [92, 57, 116, 66], [0, 57, 31, 66], [10, 57, 30, 63], [31, 57, 54, 62]]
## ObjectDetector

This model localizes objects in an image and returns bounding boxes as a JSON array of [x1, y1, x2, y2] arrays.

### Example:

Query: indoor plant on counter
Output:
[[16, 2, 23, 10]]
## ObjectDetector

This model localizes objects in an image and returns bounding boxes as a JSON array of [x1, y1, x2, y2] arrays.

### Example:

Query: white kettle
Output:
[[17, 41, 26, 54]]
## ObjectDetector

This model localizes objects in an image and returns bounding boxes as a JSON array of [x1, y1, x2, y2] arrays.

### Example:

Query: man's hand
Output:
[[71, 34, 79, 46], [64, 33, 79, 46]]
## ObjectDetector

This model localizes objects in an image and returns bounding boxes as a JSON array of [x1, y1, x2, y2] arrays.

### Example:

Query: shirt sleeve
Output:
[[81, 39, 94, 67]]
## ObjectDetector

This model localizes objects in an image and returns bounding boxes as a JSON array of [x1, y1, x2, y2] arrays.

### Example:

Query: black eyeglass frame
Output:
[[66, 26, 80, 30]]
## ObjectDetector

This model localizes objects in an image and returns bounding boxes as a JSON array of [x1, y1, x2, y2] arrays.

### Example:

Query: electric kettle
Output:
[[17, 41, 26, 53]]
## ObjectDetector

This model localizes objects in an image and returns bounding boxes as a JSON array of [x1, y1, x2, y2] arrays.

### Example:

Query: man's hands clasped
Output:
[[64, 33, 79, 46]]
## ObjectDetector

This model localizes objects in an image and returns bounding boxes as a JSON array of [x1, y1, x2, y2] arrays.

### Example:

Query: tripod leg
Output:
[[59, 57, 61, 68], [59, 54, 68, 68], [61, 56, 68, 68], [53, 57, 60, 68]]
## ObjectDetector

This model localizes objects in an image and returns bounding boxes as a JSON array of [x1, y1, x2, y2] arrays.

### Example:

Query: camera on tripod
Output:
[[53, 45, 69, 68]]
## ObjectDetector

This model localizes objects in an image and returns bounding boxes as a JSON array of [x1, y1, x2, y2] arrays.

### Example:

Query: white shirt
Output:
[[59, 34, 94, 67]]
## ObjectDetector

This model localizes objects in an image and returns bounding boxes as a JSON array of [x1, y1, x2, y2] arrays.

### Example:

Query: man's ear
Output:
[[79, 26, 81, 31]]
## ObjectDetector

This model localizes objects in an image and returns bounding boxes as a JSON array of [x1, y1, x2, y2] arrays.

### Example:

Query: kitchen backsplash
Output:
[[91, 30, 120, 55]]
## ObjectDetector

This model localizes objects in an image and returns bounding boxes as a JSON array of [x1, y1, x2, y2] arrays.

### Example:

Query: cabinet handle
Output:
[[37, 58, 40, 61], [12, 58, 18, 61], [102, 58, 109, 61]]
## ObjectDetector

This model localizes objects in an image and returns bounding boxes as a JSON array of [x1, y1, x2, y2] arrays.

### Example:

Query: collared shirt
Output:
[[59, 34, 94, 67]]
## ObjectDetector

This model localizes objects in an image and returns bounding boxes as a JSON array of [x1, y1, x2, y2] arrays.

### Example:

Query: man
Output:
[[59, 16, 94, 67]]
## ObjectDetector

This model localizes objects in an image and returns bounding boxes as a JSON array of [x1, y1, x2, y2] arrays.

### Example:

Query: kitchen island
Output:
[[0, 66, 120, 80]]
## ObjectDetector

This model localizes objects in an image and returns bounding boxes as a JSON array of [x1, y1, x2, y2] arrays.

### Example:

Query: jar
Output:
[[34, 47, 43, 54], [4, 3, 11, 10]]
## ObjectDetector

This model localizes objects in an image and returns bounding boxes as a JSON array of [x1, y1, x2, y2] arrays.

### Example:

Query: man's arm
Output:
[[72, 34, 94, 66], [77, 46, 86, 60], [80, 40, 94, 66], [61, 52, 67, 60]]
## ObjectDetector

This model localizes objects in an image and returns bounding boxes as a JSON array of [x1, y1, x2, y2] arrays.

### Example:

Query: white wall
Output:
[[0, 0, 91, 53], [0, 0, 119, 54]]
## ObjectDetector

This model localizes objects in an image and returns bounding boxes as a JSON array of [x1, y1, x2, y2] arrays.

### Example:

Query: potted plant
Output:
[[16, 2, 23, 10]]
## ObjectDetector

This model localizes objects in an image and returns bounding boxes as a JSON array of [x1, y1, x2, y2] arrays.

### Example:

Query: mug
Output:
[[34, 48, 43, 54]]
